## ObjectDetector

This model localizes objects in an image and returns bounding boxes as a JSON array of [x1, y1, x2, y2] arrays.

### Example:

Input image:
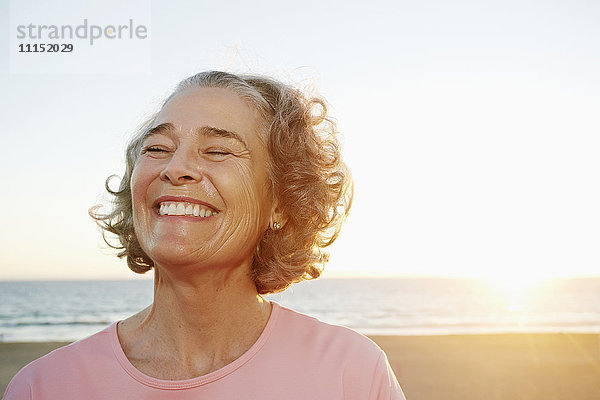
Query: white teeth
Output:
[[158, 201, 217, 218]]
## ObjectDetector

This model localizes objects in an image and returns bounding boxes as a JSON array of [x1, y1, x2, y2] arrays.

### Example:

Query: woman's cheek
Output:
[[227, 162, 268, 227]]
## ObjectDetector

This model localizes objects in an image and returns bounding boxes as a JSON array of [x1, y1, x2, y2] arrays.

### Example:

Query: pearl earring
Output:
[[272, 222, 281, 230]]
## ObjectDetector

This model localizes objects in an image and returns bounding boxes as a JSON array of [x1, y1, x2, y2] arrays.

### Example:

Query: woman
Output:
[[4, 71, 405, 399]]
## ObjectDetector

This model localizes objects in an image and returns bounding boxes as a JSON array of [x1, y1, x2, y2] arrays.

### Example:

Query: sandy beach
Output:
[[2, 334, 600, 399]]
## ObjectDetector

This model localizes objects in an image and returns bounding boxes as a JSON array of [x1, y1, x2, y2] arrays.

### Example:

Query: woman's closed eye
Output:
[[144, 146, 168, 153], [140, 146, 169, 157], [205, 149, 232, 156]]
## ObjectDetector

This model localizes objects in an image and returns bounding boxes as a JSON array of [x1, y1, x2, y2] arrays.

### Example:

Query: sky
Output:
[[1, 0, 599, 281]]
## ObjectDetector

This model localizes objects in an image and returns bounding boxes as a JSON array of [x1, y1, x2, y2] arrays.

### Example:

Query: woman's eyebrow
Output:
[[145, 122, 249, 150], [195, 126, 249, 150]]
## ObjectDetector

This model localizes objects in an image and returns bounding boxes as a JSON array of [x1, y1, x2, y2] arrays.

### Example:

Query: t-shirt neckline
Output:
[[109, 299, 281, 389]]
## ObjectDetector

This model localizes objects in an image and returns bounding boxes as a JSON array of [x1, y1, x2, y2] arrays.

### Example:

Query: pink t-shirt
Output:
[[3, 300, 406, 399]]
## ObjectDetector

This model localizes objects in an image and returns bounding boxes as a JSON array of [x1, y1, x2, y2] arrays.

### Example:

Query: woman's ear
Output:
[[269, 199, 287, 230]]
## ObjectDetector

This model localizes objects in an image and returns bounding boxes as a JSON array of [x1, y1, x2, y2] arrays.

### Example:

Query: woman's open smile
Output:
[[153, 195, 221, 221]]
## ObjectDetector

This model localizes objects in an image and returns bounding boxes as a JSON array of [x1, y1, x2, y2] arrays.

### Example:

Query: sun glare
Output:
[[478, 273, 552, 315]]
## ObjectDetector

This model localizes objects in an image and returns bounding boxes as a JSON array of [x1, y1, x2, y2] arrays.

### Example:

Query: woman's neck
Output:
[[116, 263, 272, 379]]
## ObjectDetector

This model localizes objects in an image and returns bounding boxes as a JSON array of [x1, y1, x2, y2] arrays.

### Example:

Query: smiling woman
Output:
[[3, 71, 405, 399]]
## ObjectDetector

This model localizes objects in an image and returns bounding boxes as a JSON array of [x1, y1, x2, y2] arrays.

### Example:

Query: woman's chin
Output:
[[147, 244, 212, 268]]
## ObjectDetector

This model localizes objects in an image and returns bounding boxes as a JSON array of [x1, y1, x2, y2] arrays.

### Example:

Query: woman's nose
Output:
[[159, 147, 204, 185]]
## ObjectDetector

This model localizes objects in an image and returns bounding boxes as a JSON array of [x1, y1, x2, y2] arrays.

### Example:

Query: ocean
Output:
[[1, 278, 599, 342]]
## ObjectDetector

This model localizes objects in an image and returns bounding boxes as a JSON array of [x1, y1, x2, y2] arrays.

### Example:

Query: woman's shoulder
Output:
[[267, 301, 405, 398], [270, 301, 385, 362], [21, 323, 114, 367], [3, 323, 116, 399]]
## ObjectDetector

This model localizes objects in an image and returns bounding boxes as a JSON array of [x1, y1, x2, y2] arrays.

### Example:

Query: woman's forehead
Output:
[[153, 87, 264, 142]]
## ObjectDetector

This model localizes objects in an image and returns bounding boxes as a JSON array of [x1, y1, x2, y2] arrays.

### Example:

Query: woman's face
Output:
[[130, 87, 273, 272]]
